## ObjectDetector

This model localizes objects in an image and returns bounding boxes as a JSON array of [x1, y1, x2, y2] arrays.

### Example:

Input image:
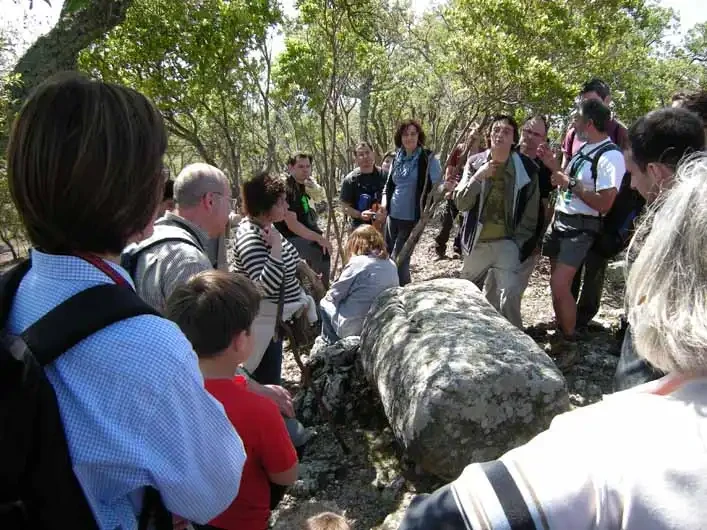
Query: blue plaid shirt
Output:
[[7, 250, 246, 529]]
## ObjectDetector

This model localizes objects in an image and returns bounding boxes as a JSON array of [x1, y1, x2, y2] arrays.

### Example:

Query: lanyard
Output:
[[75, 252, 130, 288]]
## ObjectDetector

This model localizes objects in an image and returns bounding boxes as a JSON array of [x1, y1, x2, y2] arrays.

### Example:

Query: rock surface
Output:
[[360, 278, 570, 480]]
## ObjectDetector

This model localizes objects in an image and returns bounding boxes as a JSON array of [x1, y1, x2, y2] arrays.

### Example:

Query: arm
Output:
[[454, 158, 484, 212], [324, 259, 363, 305], [573, 185, 618, 215], [340, 177, 364, 221], [234, 230, 285, 298], [515, 174, 540, 251], [258, 401, 298, 486], [148, 340, 246, 523], [573, 151, 625, 214], [160, 247, 213, 304], [283, 210, 330, 252]]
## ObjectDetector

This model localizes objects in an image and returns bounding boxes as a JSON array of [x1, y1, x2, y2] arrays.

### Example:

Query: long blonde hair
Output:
[[345, 224, 388, 262], [626, 153, 707, 373]]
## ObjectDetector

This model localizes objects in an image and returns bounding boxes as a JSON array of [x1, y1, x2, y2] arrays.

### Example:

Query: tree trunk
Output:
[[10, 0, 134, 108], [358, 74, 373, 143]]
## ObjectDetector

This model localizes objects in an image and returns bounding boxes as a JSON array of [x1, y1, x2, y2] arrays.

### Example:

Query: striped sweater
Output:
[[232, 218, 302, 304]]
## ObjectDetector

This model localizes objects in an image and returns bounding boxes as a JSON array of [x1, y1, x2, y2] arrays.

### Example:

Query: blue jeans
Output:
[[385, 217, 416, 286], [320, 310, 341, 344], [252, 338, 283, 386]]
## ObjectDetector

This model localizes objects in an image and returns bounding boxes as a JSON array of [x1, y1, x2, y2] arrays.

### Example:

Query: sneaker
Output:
[[452, 247, 462, 259], [434, 249, 447, 260]]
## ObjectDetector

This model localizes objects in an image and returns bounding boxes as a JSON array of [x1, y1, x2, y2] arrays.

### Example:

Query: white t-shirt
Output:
[[451, 375, 707, 530], [555, 137, 626, 217]]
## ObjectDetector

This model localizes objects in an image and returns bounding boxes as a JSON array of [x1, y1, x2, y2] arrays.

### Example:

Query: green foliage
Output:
[[80, 0, 282, 187]]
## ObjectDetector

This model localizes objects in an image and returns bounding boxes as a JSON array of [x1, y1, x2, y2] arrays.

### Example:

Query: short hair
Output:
[[165, 270, 261, 358], [354, 141, 374, 153], [241, 171, 287, 217], [394, 119, 426, 149], [628, 107, 705, 170], [174, 163, 228, 207], [303, 512, 350, 530], [345, 224, 388, 261], [523, 115, 549, 138], [163, 179, 175, 201], [679, 90, 707, 124], [288, 152, 313, 166], [487, 114, 520, 145], [580, 78, 611, 100], [626, 154, 707, 373], [578, 99, 611, 133], [7, 72, 166, 255]]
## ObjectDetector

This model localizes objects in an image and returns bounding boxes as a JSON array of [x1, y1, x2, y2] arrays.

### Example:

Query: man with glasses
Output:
[[454, 115, 539, 328], [340, 141, 386, 231], [538, 99, 626, 369], [129, 162, 232, 313]]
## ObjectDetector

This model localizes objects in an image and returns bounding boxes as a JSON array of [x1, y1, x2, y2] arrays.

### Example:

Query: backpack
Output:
[[121, 223, 204, 280], [0, 260, 171, 530], [571, 142, 645, 259]]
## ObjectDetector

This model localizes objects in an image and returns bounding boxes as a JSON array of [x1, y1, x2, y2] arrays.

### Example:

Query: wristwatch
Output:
[[568, 176, 578, 190]]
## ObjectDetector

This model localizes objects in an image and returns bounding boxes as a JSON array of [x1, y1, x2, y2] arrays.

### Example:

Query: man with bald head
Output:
[[127, 162, 299, 422], [128, 162, 232, 313]]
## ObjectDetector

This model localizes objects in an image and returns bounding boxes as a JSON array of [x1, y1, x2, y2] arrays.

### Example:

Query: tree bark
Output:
[[10, 0, 134, 107]]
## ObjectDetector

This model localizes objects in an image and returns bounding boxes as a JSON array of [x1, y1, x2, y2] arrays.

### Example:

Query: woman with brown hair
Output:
[[4, 72, 244, 527], [319, 225, 399, 343], [379, 119, 452, 285]]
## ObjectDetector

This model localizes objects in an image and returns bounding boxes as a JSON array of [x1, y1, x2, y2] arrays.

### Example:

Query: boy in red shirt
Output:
[[166, 270, 299, 530]]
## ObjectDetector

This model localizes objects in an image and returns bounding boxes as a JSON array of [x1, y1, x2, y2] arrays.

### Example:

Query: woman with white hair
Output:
[[398, 153, 707, 530]]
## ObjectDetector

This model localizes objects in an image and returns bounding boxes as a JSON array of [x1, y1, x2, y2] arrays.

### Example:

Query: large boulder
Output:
[[360, 278, 570, 480]]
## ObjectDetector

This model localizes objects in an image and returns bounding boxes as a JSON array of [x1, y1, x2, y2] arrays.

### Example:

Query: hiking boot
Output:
[[547, 337, 580, 372]]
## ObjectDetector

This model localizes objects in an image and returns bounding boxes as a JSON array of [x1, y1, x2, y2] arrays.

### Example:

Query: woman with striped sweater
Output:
[[232, 172, 311, 385]]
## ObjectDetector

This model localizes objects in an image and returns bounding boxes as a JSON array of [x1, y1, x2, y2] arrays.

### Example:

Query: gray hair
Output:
[[626, 153, 707, 373], [174, 163, 228, 207]]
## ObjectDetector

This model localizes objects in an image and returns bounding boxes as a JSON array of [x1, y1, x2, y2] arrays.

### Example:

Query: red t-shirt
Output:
[[205, 376, 297, 530]]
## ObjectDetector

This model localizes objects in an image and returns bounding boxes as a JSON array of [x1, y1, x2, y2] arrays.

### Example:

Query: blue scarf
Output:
[[393, 147, 422, 183]]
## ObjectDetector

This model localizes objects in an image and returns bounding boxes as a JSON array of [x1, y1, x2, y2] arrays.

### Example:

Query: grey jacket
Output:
[[319, 254, 399, 338], [454, 150, 540, 260]]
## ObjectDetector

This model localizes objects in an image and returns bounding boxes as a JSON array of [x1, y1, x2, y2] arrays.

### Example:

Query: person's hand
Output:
[[443, 178, 457, 192], [172, 515, 190, 530], [316, 234, 332, 255], [550, 170, 570, 189], [537, 143, 560, 173], [263, 225, 282, 252], [361, 209, 376, 221], [474, 160, 503, 181], [260, 385, 295, 417]]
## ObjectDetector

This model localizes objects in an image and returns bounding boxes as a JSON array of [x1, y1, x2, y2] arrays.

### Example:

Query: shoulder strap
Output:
[[590, 142, 621, 182], [21, 284, 160, 366], [0, 259, 31, 323]]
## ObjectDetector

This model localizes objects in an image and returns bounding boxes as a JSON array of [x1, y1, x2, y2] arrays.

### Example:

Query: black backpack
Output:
[[572, 142, 645, 259], [0, 260, 171, 530]]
